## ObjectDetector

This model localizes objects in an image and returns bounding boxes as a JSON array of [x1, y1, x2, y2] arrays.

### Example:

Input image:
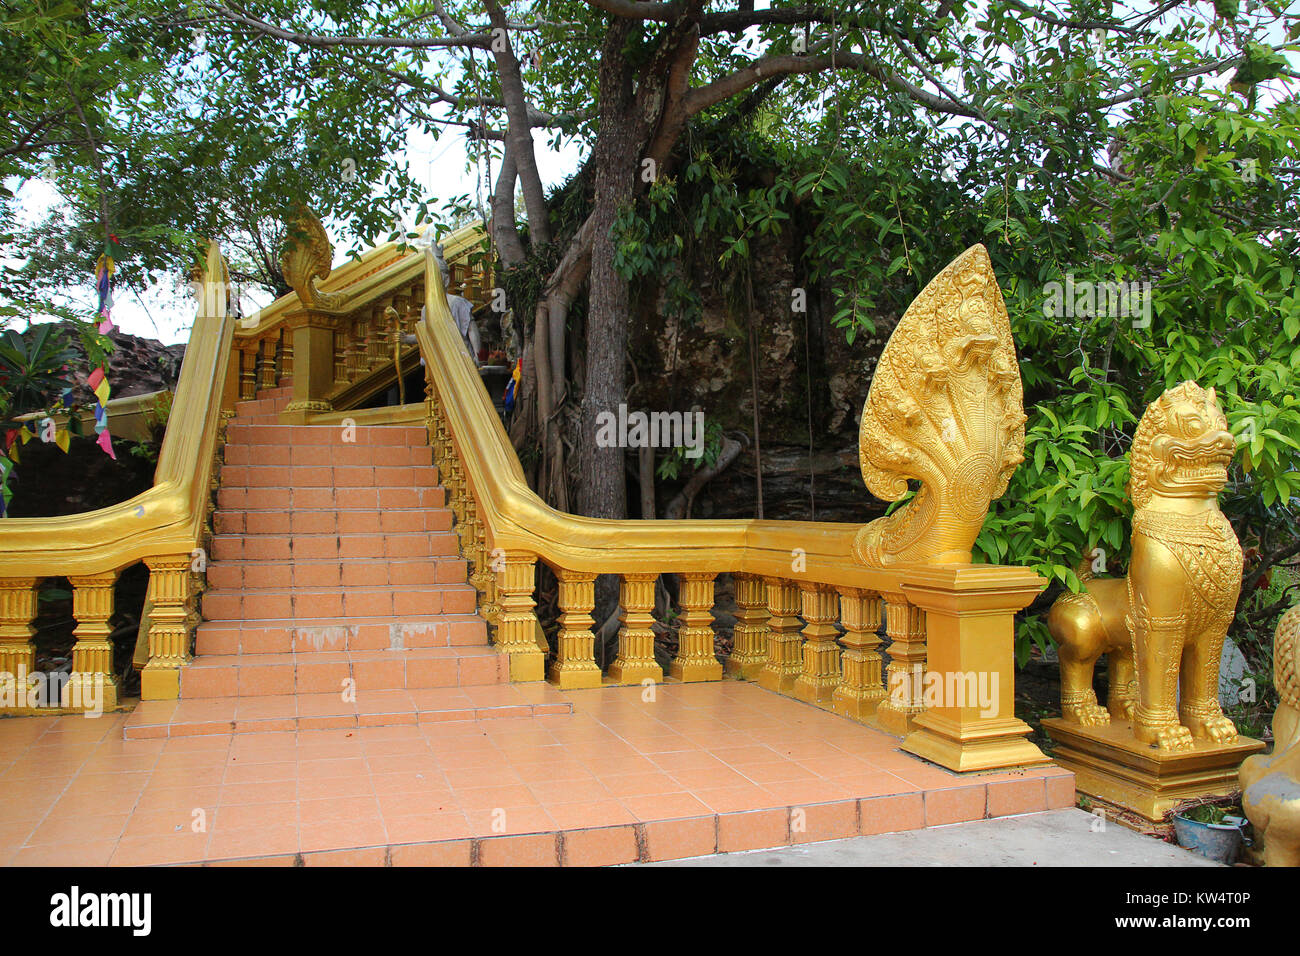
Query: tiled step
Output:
[[217, 485, 446, 512], [195, 614, 489, 655], [233, 390, 293, 418], [226, 424, 428, 447], [210, 531, 460, 562], [204, 556, 467, 590], [217, 463, 442, 489], [179, 647, 509, 698], [123, 684, 573, 738], [213, 507, 452, 536], [223, 442, 432, 467], [201, 584, 479, 621]]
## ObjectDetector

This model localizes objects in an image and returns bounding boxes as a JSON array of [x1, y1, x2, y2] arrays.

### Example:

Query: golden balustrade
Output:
[[0, 241, 234, 708], [413, 242, 1051, 773], [0, 215, 1048, 782]]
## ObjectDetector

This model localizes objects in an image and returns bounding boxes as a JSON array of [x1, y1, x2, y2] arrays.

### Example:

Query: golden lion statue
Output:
[[1048, 381, 1242, 751], [1240, 605, 1300, 866]]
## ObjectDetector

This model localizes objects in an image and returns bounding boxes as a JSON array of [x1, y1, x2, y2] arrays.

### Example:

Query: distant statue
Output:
[[1049, 382, 1242, 751], [1240, 604, 1300, 866], [447, 283, 480, 366]]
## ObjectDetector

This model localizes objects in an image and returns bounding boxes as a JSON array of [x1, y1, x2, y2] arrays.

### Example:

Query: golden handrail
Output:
[[0, 241, 233, 577], [413, 244, 904, 595]]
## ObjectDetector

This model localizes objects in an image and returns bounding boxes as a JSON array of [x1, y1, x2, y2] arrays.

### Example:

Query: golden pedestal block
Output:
[[1044, 717, 1264, 822], [724, 657, 765, 680], [140, 664, 183, 701]]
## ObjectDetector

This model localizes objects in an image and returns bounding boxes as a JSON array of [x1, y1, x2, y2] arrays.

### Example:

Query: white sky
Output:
[[5, 123, 584, 344]]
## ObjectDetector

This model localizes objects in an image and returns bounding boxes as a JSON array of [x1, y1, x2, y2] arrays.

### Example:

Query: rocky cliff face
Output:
[[629, 226, 898, 522], [6, 322, 178, 517], [57, 320, 186, 402]]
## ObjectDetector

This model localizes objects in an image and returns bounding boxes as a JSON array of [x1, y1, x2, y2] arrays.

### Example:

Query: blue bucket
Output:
[[1172, 812, 1244, 864]]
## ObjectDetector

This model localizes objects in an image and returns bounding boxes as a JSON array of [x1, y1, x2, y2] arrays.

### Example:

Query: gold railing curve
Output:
[[0, 240, 234, 705]]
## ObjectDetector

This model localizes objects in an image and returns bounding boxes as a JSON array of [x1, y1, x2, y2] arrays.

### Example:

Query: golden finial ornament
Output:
[[280, 208, 351, 313]]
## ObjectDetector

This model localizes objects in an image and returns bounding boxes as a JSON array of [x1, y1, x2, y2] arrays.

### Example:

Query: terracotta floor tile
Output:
[[298, 819, 386, 853], [383, 812, 472, 844], [207, 823, 300, 860], [621, 792, 712, 822], [12, 840, 118, 866], [546, 800, 637, 830], [466, 805, 557, 837], [600, 772, 684, 798], [298, 795, 381, 825]]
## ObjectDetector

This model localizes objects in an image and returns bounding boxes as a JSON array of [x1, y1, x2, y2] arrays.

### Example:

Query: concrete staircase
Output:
[[124, 385, 570, 739]]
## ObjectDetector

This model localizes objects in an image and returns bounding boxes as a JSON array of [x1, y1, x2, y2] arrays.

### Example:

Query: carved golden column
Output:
[[458, 492, 478, 557], [445, 454, 467, 526], [258, 336, 277, 390], [63, 572, 120, 710], [367, 304, 388, 370], [900, 566, 1051, 772], [670, 572, 721, 682], [282, 312, 337, 424], [833, 588, 886, 720], [794, 583, 841, 704], [348, 318, 368, 382], [609, 573, 661, 685], [0, 578, 39, 709], [140, 555, 194, 701], [876, 592, 927, 735], [332, 329, 348, 385], [239, 346, 257, 400], [407, 283, 424, 334], [549, 568, 602, 689], [726, 572, 770, 678], [494, 552, 544, 681], [758, 578, 803, 695], [280, 328, 293, 380]]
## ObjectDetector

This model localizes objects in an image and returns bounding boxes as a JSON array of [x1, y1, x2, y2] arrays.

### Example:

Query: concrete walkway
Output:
[[644, 808, 1220, 866]]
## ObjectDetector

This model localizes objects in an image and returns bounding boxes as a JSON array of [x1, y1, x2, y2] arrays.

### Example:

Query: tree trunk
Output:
[[578, 22, 636, 520]]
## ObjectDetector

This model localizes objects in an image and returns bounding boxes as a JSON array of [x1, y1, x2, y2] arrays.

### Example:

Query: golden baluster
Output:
[[280, 328, 294, 381], [608, 573, 661, 685], [0, 578, 40, 709], [833, 588, 886, 721], [349, 317, 368, 381], [140, 554, 195, 701], [669, 572, 721, 682], [367, 305, 388, 370], [494, 551, 544, 681], [793, 582, 841, 704], [549, 568, 601, 689], [239, 346, 257, 400], [477, 529, 501, 627], [332, 329, 347, 385], [258, 337, 276, 390], [758, 577, 802, 695], [64, 572, 120, 710], [726, 572, 769, 679], [876, 592, 927, 736]]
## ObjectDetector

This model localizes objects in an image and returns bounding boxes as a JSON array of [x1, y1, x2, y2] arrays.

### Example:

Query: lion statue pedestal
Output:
[[1042, 382, 1263, 823]]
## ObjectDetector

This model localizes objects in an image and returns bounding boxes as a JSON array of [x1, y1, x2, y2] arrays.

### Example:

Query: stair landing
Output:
[[1, 682, 1075, 866]]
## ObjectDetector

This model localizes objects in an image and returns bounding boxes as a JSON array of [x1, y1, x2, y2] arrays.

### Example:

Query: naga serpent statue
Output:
[[1048, 381, 1242, 752], [1240, 604, 1300, 866]]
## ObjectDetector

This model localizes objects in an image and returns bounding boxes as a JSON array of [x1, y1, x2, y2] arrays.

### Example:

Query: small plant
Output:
[[1180, 803, 1242, 826]]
